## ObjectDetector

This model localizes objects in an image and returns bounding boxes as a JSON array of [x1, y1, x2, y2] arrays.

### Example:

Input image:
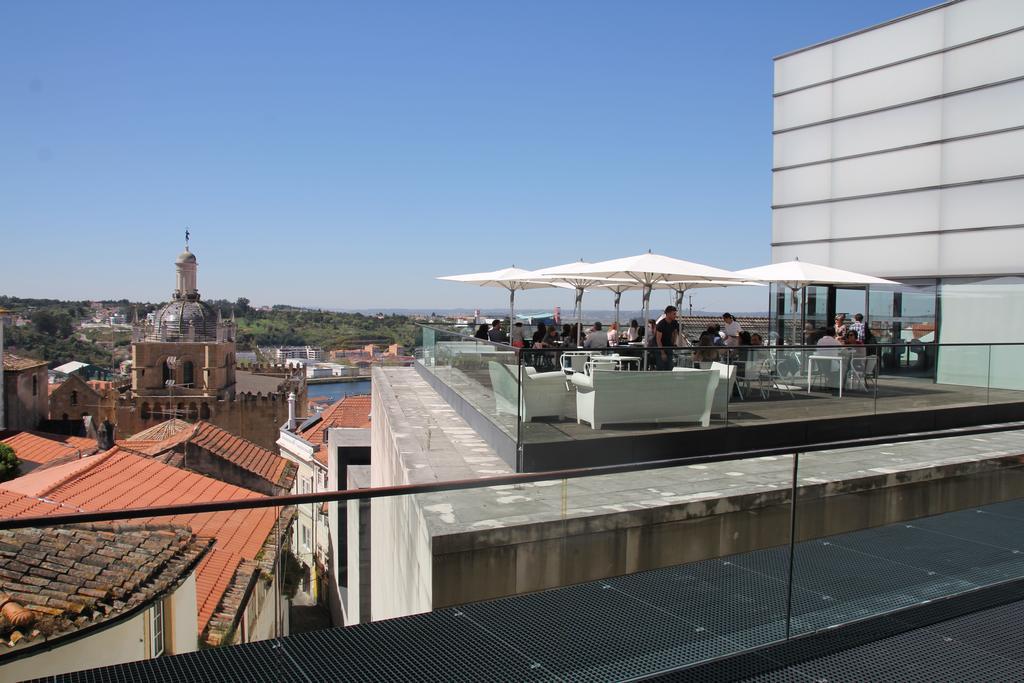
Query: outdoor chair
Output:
[[848, 355, 878, 392], [674, 362, 735, 419], [488, 361, 572, 422]]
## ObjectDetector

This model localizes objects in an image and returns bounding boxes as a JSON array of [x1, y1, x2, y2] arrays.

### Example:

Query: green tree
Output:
[[31, 309, 60, 335], [235, 297, 252, 317], [0, 444, 19, 482]]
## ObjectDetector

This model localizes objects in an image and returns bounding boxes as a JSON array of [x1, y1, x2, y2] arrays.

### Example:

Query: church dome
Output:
[[153, 298, 218, 342], [176, 249, 197, 264]]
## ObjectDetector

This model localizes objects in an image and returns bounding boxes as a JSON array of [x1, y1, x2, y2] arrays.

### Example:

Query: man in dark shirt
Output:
[[655, 306, 679, 370], [487, 319, 507, 344]]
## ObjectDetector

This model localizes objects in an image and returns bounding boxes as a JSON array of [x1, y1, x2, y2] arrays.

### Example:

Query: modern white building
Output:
[[275, 346, 325, 362], [772, 0, 1024, 388]]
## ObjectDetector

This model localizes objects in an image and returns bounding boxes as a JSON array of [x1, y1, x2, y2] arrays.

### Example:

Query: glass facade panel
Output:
[[938, 277, 1024, 390]]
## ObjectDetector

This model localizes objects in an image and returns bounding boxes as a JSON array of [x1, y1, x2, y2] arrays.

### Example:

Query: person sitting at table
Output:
[[510, 322, 525, 348], [544, 325, 559, 346], [562, 323, 573, 342], [816, 327, 841, 350], [721, 313, 743, 348], [750, 332, 764, 346], [531, 322, 548, 348], [584, 322, 609, 349], [842, 330, 866, 357], [606, 322, 620, 345], [834, 314, 848, 339], [474, 323, 489, 340], [695, 325, 721, 363], [487, 319, 507, 344], [627, 319, 641, 342]]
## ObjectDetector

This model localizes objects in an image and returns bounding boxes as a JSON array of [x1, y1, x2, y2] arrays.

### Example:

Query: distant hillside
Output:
[[0, 295, 419, 368]]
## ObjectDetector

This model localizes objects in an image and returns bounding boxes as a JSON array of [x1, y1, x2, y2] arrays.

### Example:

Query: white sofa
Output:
[[674, 362, 735, 419], [488, 362, 573, 422], [571, 369, 718, 429]]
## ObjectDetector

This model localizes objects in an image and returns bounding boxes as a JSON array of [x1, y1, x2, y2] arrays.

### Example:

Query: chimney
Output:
[[287, 392, 297, 431], [97, 419, 116, 451]]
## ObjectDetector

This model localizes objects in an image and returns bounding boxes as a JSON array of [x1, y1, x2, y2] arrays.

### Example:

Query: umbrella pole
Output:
[[576, 287, 584, 346], [509, 288, 515, 328], [642, 284, 652, 370], [613, 291, 621, 328]]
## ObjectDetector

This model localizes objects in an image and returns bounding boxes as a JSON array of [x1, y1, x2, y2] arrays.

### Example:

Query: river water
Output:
[[306, 379, 371, 403]]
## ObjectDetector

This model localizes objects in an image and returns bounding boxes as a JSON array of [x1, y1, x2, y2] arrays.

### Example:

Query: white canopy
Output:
[[565, 252, 743, 330], [533, 260, 632, 344], [734, 259, 900, 344], [597, 279, 763, 327], [733, 260, 899, 288], [437, 267, 566, 321]]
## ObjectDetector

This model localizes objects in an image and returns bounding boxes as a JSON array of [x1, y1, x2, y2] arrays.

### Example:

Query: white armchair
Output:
[[571, 369, 718, 430], [675, 362, 735, 418], [488, 362, 573, 422]]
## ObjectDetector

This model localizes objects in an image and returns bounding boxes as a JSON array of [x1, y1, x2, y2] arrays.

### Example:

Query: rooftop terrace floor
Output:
[[520, 376, 1024, 444]]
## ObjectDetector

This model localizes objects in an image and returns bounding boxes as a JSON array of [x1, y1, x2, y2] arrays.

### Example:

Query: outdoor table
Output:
[[807, 353, 845, 397], [587, 355, 641, 373]]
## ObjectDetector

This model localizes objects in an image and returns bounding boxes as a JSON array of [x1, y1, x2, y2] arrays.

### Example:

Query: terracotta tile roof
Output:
[[188, 422, 294, 489], [298, 395, 371, 466], [121, 420, 295, 490], [0, 448, 283, 641], [0, 522, 211, 652], [0, 490, 63, 518], [0, 431, 97, 472], [126, 419, 193, 442], [1, 354, 47, 372]]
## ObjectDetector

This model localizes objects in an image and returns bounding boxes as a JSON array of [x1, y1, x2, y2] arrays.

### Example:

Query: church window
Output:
[[70, 390, 78, 406], [32, 376, 38, 396], [182, 361, 194, 387], [141, 403, 151, 420], [200, 403, 211, 420], [162, 359, 172, 386]]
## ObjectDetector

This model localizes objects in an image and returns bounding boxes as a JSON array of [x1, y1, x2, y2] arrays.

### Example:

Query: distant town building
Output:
[[2, 353, 48, 431], [274, 346, 324, 362], [277, 394, 370, 617]]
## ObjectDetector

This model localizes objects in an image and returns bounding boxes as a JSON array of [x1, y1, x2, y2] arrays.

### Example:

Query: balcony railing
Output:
[[2, 422, 1024, 681], [415, 323, 1024, 471]]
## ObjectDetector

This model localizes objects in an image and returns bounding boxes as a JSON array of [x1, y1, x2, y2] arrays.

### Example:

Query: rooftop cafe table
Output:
[[807, 351, 846, 398]]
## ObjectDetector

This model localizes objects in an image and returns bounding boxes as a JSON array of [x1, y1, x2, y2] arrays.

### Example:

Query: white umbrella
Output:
[[598, 278, 764, 336], [734, 259, 900, 344], [565, 252, 744, 334], [533, 260, 631, 345], [437, 266, 565, 323]]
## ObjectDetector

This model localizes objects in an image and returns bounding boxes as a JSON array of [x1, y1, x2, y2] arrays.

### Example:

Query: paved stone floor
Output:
[[414, 426, 1024, 538]]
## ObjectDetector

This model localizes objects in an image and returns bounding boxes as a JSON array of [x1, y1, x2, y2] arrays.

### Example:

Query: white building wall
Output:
[[0, 572, 199, 681], [773, 0, 1024, 388], [772, 0, 1024, 277], [166, 572, 199, 654]]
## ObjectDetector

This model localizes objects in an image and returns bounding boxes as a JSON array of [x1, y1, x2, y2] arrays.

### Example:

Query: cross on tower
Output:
[[185, 228, 190, 248]]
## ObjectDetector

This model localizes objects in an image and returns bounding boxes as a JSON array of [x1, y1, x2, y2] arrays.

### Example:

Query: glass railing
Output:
[[419, 324, 519, 438], [3, 423, 1024, 681], [514, 340, 1024, 447]]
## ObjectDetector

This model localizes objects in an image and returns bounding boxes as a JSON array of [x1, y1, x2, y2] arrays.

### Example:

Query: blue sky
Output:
[[1, 0, 930, 313]]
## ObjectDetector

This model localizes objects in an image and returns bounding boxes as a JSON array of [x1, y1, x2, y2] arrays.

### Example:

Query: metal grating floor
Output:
[[32, 499, 1024, 683]]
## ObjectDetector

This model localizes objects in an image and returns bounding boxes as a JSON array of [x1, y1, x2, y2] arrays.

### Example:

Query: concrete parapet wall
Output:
[[428, 452, 1024, 608]]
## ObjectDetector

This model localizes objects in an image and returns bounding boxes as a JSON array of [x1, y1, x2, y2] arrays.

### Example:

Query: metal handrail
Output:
[[3, 421, 1022, 531]]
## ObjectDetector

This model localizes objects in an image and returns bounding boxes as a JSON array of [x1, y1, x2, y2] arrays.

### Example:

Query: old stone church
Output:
[[103, 242, 305, 450]]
